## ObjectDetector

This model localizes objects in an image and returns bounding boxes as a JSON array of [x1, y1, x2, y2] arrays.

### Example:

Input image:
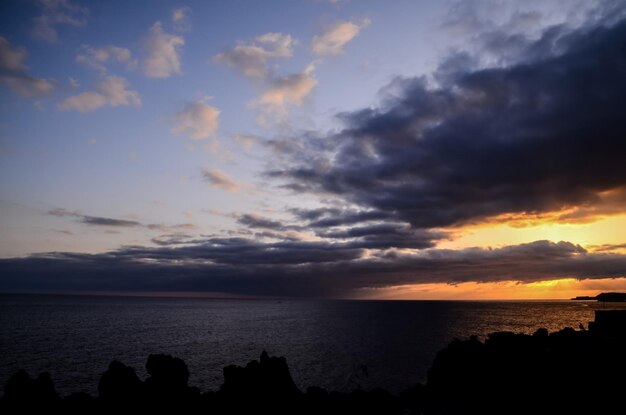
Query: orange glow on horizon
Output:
[[354, 278, 626, 300]]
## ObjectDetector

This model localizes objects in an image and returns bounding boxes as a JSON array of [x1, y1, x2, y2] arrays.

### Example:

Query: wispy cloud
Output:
[[143, 22, 184, 78], [254, 63, 317, 122], [146, 223, 196, 232], [0, 37, 56, 97], [59, 76, 141, 112], [311, 19, 370, 56], [172, 100, 220, 140], [32, 0, 88, 43], [237, 213, 288, 230], [202, 168, 243, 192], [48, 208, 141, 227], [171, 6, 192, 32], [76, 45, 137, 74], [151, 233, 195, 246], [233, 134, 257, 152], [214, 32, 295, 79], [48, 208, 196, 232], [214, 31, 321, 123]]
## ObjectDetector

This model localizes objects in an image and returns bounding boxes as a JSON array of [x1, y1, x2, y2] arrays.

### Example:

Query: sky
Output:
[[1, 0, 626, 299]]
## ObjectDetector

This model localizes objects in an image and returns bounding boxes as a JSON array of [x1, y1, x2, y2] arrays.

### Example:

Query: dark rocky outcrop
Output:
[[98, 360, 143, 404], [2, 370, 59, 410]]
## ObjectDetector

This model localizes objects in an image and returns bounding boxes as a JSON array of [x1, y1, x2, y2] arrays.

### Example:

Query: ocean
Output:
[[0, 294, 620, 396]]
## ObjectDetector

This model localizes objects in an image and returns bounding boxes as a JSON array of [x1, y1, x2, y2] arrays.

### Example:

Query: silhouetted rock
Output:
[[423, 319, 626, 414], [571, 292, 626, 301], [1, 369, 59, 412], [144, 353, 200, 409], [220, 351, 300, 398], [62, 392, 98, 414], [98, 360, 144, 404], [217, 351, 302, 413], [589, 309, 626, 338], [596, 292, 626, 302]]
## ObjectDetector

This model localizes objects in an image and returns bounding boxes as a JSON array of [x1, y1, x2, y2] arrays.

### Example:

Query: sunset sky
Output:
[[1, 0, 626, 299]]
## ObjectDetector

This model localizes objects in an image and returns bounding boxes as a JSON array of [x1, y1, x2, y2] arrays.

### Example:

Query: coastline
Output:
[[2, 310, 625, 414]]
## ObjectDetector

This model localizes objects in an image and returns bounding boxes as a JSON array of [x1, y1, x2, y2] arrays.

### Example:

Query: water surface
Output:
[[1, 294, 619, 395]]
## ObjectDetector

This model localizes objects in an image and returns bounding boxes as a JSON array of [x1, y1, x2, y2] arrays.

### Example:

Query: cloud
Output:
[[32, 0, 88, 43], [270, 16, 626, 229], [48, 208, 141, 227], [0, 37, 56, 97], [290, 207, 391, 228], [171, 6, 192, 31], [0, 37, 27, 72], [146, 223, 196, 232], [311, 19, 370, 56], [254, 63, 317, 121], [151, 233, 195, 246], [214, 31, 315, 122], [81, 216, 141, 227], [76, 45, 136, 74], [315, 223, 447, 250], [233, 134, 257, 152], [143, 22, 184, 78], [214, 32, 295, 79], [5, 5, 626, 299], [171, 100, 220, 139], [202, 168, 243, 192], [237, 214, 288, 230], [59, 76, 141, 112], [48, 208, 197, 232], [1, 239, 625, 297]]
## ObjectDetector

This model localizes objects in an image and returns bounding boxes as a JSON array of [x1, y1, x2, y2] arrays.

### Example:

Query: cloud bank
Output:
[[1, 239, 625, 297]]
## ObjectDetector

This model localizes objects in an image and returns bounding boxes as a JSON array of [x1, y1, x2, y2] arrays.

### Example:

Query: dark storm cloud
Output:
[[1, 239, 625, 297], [316, 224, 448, 249], [116, 237, 365, 266], [270, 17, 626, 229], [288, 207, 393, 228]]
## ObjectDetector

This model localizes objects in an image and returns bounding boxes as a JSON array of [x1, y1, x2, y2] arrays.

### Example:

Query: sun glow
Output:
[[355, 278, 626, 300], [438, 214, 626, 252]]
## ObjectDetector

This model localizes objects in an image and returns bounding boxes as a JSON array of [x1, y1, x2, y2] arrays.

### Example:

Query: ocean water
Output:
[[0, 294, 621, 396]]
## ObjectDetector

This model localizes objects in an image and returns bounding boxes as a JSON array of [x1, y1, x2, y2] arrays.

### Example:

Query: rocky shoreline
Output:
[[2, 310, 625, 414]]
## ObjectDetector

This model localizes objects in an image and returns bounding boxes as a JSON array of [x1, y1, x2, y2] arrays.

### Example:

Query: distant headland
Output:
[[571, 292, 626, 301]]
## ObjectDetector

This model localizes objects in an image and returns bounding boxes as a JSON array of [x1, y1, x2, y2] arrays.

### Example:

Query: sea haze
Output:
[[1, 294, 621, 396]]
